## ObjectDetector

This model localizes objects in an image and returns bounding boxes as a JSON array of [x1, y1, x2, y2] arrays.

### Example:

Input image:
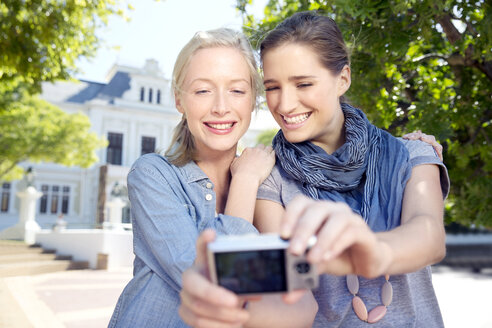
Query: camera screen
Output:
[[214, 249, 287, 294]]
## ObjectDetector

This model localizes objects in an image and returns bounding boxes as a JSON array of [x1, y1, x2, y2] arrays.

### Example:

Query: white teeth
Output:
[[283, 113, 309, 124], [207, 123, 234, 130]]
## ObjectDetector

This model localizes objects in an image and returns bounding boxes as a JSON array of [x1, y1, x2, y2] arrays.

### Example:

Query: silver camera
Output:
[[207, 233, 319, 295]]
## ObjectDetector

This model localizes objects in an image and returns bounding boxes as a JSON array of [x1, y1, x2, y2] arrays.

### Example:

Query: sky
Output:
[[76, 0, 267, 83]]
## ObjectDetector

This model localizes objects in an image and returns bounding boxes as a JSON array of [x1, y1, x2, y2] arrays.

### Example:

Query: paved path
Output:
[[0, 268, 132, 328], [432, 266, 492, 328], [1, 266, 491, 327]]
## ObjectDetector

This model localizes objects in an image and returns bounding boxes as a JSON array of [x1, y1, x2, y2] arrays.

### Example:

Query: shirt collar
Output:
[[179, 160, 209, 184]]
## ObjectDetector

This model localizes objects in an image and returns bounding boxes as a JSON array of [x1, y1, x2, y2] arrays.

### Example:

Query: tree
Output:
[[0, 0, 130, 93], [256, 128, 279, 146], [238, 0, 492, 228], [0, 92, 107, 181], [0, 0, 130, 181]]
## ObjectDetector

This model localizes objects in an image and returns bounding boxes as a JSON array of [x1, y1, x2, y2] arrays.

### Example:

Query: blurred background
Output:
[[0, 0, 491, 327]]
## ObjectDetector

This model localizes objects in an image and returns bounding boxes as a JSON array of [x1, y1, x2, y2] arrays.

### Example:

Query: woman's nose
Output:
[[212, 91, 230, 116], [277, 88, 298, 114]]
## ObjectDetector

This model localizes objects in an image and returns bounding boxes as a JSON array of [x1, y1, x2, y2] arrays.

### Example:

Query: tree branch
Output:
[[436, 13, 462, 44], [0, 161, 20, 181], [412, 53, 448, 62], [474, 61, 492, 82]]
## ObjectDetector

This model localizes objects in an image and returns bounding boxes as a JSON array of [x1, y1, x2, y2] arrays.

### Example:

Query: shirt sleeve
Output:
[[400, 139, 450, 200], [205, 214, 259, 235], [128, 155, 256, 292], [257, 166, 283, 204]]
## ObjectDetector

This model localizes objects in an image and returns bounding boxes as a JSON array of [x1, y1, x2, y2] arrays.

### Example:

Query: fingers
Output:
[[402, 129, 423, 140], [402, 130, 443, 161], [180, 229, 251, 327], [420, 135, 443, 161], [182, 267, 239, 307], [281, 290, 307, 304], [179, 269, 249, 327], [281, 196, 384, 277], [289, 202, 346, 256], [306, 205, 359, 263], [282, 196, 356, 258]]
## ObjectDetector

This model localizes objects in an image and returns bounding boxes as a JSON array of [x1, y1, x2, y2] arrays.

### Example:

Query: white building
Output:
[[0, 59, 278, 231]]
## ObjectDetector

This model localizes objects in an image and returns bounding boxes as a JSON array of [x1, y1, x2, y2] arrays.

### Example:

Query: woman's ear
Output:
[[175, 92, 184, 114], [337, 65, 351, 97]]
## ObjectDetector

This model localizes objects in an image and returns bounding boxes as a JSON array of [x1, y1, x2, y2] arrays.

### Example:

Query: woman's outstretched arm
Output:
[[278, 163, 445, 279]]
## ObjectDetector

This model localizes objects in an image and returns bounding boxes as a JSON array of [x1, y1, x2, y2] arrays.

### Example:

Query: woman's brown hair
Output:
[[260, 11, 350, 76]]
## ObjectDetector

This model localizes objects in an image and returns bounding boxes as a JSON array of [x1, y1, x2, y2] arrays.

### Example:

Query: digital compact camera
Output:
[[207, 233, 319, 295]]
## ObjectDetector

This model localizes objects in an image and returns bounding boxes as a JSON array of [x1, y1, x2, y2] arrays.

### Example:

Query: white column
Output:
[[128, 120, 137, 165], [0, 186, 43, 244], [103, 198, 126, 231]]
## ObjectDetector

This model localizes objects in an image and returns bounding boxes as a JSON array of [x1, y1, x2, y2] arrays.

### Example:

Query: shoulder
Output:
[[267, 164, 295, 189], [129, 153, 178, 183], [132, 152, 172, 168], [398, 139, 450, 199], [258, 163, 304, 206], [398, 138, 438, 160]]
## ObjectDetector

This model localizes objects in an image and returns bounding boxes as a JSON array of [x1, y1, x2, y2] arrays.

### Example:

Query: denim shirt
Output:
[[109, 153, 258, 328]]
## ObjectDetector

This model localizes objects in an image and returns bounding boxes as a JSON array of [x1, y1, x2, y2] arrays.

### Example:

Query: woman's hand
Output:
[[225, 145, 275, 222], [230, 144, 276, 187], [280, 195, 391, 279], [179, 229, 250, 328], [402, 130, 443, 161]]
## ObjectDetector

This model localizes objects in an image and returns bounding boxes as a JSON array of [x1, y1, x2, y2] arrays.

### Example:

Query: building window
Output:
[[107, 132, 123, 165], [40, 185, 48, 213], [50, 185, 59, 214], [1, 183, 11, 212], [122, 205, 131, 224], [140, 87, 145, 102], [141, 136, 156, 155], [40, 185, 70, 215], [157, 90, 161, 104], [62, 186, 70, 214], [149, 88, 153, 103]]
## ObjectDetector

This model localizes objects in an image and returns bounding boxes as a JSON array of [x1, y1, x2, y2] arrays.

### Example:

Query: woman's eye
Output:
[[265, 86, 279, 92], [195, 90, 209, 95], [232, 89, 246, 94], [297, 83, 312, 88]]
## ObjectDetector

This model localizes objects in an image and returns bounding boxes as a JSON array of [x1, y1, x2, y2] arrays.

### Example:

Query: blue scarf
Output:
[[273, 104, 412, 231]]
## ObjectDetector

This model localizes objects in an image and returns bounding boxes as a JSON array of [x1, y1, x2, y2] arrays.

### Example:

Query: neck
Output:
[[196, 147, 236, 176], [196, 147, 237, 214], [312, 103, 346, 154]]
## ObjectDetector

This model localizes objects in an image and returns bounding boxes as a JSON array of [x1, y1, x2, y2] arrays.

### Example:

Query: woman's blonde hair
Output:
[[164, 28, 262, 166]]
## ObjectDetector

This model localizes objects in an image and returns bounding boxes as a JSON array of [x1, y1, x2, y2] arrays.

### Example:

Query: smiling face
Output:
[[176, 46, 253, 159], [262, 43, 351, 153]]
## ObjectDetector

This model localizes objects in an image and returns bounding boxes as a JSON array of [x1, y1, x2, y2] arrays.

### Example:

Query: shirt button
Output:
[[206, 182, 213, 189], [205, 194, 213, 201]]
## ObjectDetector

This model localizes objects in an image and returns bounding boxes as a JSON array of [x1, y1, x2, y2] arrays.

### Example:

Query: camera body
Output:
[[207, 233, 318, 296]]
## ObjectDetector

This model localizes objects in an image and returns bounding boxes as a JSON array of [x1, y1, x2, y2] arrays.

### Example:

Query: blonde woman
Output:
[[109, 28, 317, 327]]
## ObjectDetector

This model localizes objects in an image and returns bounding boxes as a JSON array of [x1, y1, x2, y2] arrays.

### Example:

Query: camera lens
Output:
[[295, 262, 310, 274]]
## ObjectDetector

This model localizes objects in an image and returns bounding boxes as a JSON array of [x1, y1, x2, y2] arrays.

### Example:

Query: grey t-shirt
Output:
[[257, 139, 450, 327]]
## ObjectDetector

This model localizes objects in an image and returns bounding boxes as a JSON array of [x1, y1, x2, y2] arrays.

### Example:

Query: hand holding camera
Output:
[[179, 229, 320, 327], [207, 233, 319, 295]]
